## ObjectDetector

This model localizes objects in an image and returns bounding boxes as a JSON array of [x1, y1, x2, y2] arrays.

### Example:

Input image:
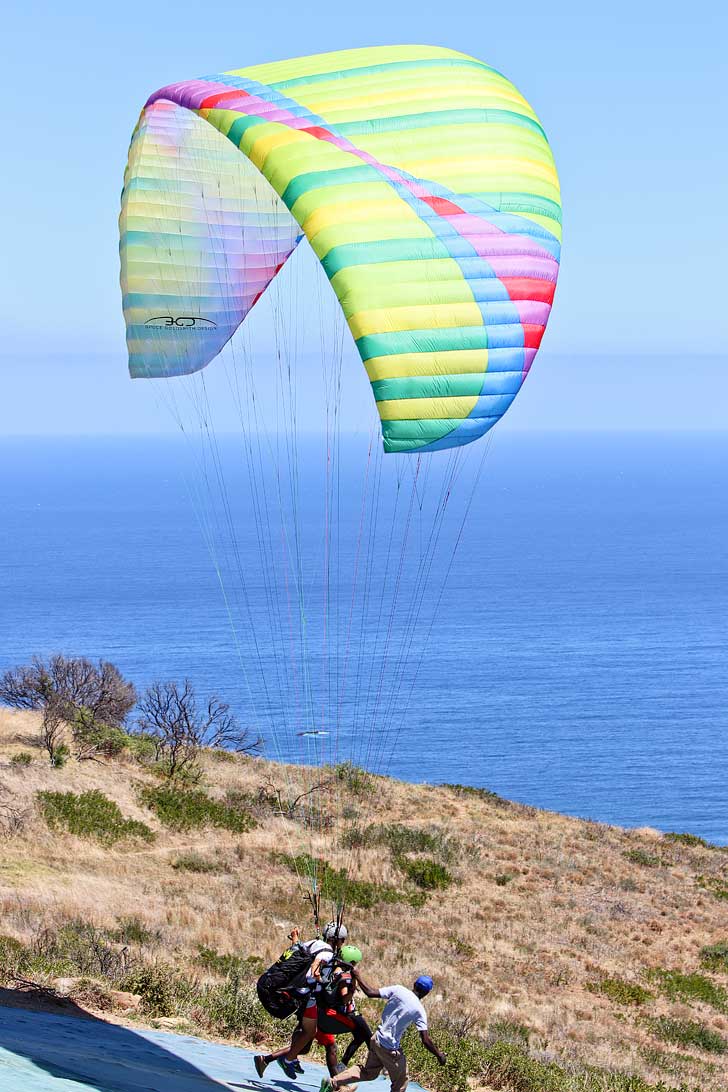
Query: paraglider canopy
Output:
[[120, 44, 561, 453]]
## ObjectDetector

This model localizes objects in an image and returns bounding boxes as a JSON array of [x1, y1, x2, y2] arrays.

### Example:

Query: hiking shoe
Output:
[[277, 1058, 299, 1079], [294, 1061, 305, 1075], [320, 1079, 335, 1092], [254, 1056, 268, 1079]]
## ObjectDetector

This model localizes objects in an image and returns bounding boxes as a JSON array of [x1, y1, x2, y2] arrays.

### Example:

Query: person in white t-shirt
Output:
[[320, 973, 445, 1092]]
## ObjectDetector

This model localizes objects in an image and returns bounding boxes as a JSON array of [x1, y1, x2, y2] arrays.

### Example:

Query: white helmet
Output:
[[322, 921, 348, 943]]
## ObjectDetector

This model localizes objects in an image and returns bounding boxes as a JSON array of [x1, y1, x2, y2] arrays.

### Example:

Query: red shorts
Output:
[[314, 1008, 357, 1046], [302, 998, 318, 1020]]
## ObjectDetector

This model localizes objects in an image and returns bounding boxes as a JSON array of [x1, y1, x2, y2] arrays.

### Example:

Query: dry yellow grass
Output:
[[1, 707, 727, 1091]]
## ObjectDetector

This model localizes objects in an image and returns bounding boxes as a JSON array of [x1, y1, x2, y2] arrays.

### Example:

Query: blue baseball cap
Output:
[[415, 975, 433, 994]]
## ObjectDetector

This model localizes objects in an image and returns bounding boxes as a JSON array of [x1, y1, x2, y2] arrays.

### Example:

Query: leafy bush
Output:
[[50, 743, 70, 768], [696, 874, 728, 901], [647, 1015, 727, 1054], [32, 921, 128, 979], [0, 934, 30, 982], [330, 761, 373, 796], [700, 942, 728, 973], [665, 831, 713, 849], [172, 852, 228, 874], [138, 784, 256, 834], [343, 822, 458, 863], [196, 946, 264, 978], [588, 977, 653, 1006], [494, 873, 514, 887], [404, 1018, 688, 1092], [623, 848, 661, 868], [111, 917, 161, 946], [73, 709, 131, 759], [209, 748, 237, 763], [489, 1018, 532, 1045], [1, 929, 119, 987], [10, 751, 33, 768], [449, 935, 476, 959], [278, 853, 419, 909], [647, 967, 728, 1012], [122, 962, 194, 1017], [37, 789, 154, 845], [441, 783, 512, 809], [396, 856, 453, 890], [197, 974, 281, 1040], [125, 734, 158, 764]]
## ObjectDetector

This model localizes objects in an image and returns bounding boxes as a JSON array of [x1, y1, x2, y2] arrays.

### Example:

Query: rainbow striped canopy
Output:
[[120, 45, 561, 452]]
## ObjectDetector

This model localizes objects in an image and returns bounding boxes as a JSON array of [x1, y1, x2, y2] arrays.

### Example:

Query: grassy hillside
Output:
[[0, 707, 727, 1092]]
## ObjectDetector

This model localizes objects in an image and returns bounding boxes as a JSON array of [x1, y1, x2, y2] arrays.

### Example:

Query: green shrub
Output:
[[623, 848, 661, 868], [647, 1015, 727, 1054], [665, 831, 713, 849], [448, 935, 476, 959], [696, 875, 728, 901], [111, 917, 161, 946], [278, 853, 418, 909], [343, 822, 459, 863], [125, 734, 158, 764], [172, 852, 228, 874], [138, 784, 256, 834], [396, 856, 453, 891], [121, 963, 194, 1017], [330, 761, 373, 796], [197, 974, 281, 1039], [37, 789, 154, 845], [196, 946, 264, 978], [50, 743, 70, 768], [10, 751, 33, 768], [441, 783, 512, 809], [208, 748, 237, 763], [700, 942, 728, 973], [647, 967, 728, 1012], [0, 934, 30, 982], [588, 977, 653, 1006], [73, 710, 130, 758], [494, 873, 514, 887], [489, 1018, 532, 1045], [404, 1018, 688, 1092], [31, 921, 127, 979]]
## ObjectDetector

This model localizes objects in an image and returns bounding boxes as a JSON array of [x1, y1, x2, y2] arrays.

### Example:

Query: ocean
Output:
[[1, 432, 726, 844]]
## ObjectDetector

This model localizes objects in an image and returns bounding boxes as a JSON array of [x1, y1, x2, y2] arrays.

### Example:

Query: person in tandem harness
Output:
[[314, 944, 372, 1075], [255, 921, 351, 1079]]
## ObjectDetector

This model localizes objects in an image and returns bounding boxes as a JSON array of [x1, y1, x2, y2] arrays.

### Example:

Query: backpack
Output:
[[256, 943, 318, 1019], [319, 962, 353, 1006]]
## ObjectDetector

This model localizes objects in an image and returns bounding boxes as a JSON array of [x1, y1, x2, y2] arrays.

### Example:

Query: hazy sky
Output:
[[2, 0, 726, 435]]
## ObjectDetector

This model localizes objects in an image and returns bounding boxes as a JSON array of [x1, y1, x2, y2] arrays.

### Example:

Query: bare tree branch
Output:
[[136, 680, 261, 780]]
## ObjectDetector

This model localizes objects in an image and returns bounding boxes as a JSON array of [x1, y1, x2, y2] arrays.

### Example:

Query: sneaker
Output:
[[320, 1079, 335, 1092], [294, 1061, 305, 1075], [277, 1058, 299, 1080], [254, 1056, 268, 1079]]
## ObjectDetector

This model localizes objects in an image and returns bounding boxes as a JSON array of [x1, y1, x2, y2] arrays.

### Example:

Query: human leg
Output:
[[376, 1044, 408, 1092], [332, 1042, 384, 1089]]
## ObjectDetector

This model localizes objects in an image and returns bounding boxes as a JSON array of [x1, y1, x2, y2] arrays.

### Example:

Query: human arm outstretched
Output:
[[352, 969, 381, 998], [419, 1030, 446, 1065]]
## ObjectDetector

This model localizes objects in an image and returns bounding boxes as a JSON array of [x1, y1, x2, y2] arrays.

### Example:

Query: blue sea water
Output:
[[1, 432, 726, 843]]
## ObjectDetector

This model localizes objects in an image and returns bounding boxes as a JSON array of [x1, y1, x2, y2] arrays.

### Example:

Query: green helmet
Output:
[[340, 945, 362, 965]]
